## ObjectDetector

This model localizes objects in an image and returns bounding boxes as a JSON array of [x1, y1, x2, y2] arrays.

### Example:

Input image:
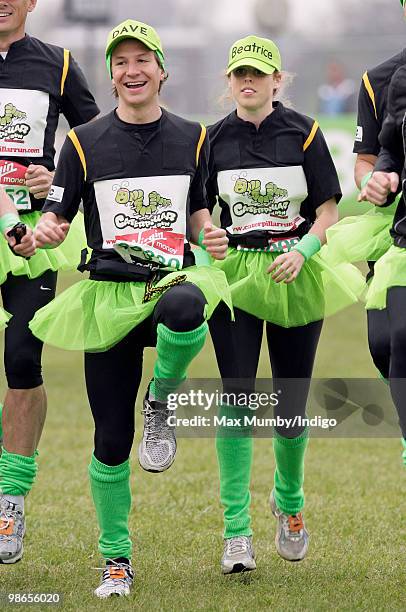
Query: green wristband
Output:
[[198, 228, 207, 250], [360, 171, 373, 190], [0, 213, 20, 235], [292, 233, 321, 261]]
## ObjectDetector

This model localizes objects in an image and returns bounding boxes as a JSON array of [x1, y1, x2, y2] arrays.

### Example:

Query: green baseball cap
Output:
[[226, 35, 281, 75], [105, 19, 165, 78]]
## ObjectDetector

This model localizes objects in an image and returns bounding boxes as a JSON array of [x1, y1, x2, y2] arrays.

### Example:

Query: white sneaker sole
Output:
[[137, 442, 176, 473]]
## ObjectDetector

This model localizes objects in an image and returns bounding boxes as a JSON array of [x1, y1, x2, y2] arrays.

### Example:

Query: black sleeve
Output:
[[353, 76, 380, 155], [42, 135, 85, 222], [189, 130, 210, 214], [61, 53, 100, 128], [375, 65, 405, 177], [206, 142, 218, 214], [303, 124, 342, 212]]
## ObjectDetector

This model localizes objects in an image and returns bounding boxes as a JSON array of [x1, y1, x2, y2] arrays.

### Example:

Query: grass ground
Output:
[[0, 272, 405, 611]]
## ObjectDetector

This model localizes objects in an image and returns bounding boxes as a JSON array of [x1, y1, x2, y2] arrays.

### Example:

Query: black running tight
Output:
[[209, 304, 323, 438]]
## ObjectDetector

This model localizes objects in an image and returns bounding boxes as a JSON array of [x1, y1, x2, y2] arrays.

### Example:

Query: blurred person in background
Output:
[[0, 0, 99, 565], [317, 60, 356, 116]]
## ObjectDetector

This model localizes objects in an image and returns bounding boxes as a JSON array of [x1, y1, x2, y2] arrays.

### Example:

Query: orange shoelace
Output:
[[288, 513, 304, 533]]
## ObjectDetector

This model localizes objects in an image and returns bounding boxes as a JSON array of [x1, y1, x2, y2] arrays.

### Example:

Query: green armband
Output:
[[292, 233, 321, 261], [360, 171, 373, 190], [0, 213, 20, 235], [198, 228, 207, 250]]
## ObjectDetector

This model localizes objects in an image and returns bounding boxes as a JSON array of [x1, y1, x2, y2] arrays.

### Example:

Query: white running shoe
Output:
[[270, 490, 309, 562], [221, 535, 256, 574], [94, 560, 134, 599], [0, 495, 25, 564], [138, 388, 176, 472]]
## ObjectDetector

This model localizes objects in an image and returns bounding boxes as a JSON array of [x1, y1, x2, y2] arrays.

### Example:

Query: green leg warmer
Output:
[[216, 405, 253, 539], [89, 455, 132, 560], [273, 429, 309, 515], [151, 321, 208, 401], [0, 447, 38, 496]]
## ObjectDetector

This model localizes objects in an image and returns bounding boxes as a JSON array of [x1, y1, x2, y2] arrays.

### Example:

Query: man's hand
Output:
[[25, 165, 55, 200], [34, 218, 70, 248], [267, 250, 305, 284], [200, 222, 228, 260], [358, 171, 399, 205], [5, 225, 36, 258]]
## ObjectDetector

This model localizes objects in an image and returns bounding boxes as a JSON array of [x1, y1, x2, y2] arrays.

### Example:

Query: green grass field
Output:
[[0, 271, 405, 611]]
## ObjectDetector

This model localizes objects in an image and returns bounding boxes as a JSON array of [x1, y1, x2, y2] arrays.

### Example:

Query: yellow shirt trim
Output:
[[67, 129, 87, 180], [196, 124, 207, 166], [362, 72, 377, 120], [60, 49, 70, 96], [303, 121, 319, 152]]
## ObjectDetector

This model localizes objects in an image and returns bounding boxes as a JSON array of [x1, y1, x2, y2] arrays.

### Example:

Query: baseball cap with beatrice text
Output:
[[227, 35, 281, 75], [105, 19, 165, 77]]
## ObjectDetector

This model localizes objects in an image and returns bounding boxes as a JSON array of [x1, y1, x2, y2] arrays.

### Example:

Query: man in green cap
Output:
[[32, 19, 230, 598]]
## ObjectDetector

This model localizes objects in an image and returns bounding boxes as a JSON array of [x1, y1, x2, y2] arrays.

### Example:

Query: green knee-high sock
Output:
[[89, 455, 132, 560], [273, 429, 309, 515], [0, 447, 38, 496], [216, 405, 253, 539], [151, 321, 208, 401]]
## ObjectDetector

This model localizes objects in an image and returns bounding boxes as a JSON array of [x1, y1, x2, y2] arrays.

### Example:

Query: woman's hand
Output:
[[267, 250, 305, 284]]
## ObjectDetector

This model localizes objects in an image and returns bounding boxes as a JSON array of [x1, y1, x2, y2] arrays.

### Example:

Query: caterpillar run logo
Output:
[[232, 176, 290, 218], [0, 103, 31, 142], [112, 181, 178, 230]]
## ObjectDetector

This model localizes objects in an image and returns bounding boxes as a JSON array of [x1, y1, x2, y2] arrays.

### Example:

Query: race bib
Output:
[[237, 236, 300, 253], [0, 89, 49, 158], [0, 159, 30, 210], [218, 167, 308, 235], [94, 175, 190, 269]]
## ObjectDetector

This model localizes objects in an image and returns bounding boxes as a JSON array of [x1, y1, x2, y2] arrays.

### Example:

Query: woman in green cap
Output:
[[29, 19, 231, 598], [207, 35, 364, 573]]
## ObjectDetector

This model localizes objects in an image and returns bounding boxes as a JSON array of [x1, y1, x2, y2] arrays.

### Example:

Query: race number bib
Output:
[[95, 175, 190, 269], [0, 89, 49, 158], [0, 160, 30, 210], [218, 166, 308, 235]]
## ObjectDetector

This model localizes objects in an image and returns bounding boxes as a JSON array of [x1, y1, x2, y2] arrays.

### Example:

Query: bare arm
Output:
[[190, 209, 228, 260], [268, 198, 338, 284]]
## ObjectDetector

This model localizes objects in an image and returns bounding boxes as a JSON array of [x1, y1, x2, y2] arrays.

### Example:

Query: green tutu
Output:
[[324, 202, 396, 265], [214, 247, 365, 327], [366, 244, 406, 309], [0, 307, 11, 332], [29, 265, 232, 352], [0, 211, 86, 284]]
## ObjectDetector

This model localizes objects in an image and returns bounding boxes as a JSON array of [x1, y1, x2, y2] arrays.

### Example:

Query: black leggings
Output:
[[367, 308, 390, 380], [385, 286, 406, 438], [209, 304, 323, 438], [85, 282, 206, 466], [1, 270, 57, 389]]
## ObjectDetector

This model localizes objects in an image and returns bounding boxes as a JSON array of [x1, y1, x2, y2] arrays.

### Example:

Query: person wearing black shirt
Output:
[[362, 52, 406, 469], [0, 0, 99, 566], [30, 20, 230, 598], [326, 0, 406, 383], [207, 35, 363, 574]]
